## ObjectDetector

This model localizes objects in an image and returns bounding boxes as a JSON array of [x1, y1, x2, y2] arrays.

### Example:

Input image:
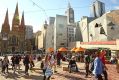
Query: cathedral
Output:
[[0, 3, 26, 54]]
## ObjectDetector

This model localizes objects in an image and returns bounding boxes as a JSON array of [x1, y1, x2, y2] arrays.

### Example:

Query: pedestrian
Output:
[[49, 52, 57, 73], [100, 50, 108, 80], [84, 53, 90, 78], [14, 55, 21, 74], [56, 51, 62, 66], [11, 55, 15, 70], [68, 56, 78, 73], [2, 55, 9, 74], [23, 54, 30, 75], [43, 54, 53, 80], [29, 54, 34, 70], [93, 51, 103, 80]]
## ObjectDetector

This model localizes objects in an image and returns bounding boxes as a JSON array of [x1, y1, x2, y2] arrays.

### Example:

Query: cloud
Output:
[[114, 6, 119, 9], [111, 0, 118, 4]]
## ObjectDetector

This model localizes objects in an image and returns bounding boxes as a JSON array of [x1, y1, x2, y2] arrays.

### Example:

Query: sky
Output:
[[0, 0, 119, 32]]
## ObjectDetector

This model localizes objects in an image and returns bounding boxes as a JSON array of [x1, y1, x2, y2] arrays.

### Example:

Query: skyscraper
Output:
[[65, 2, 74, 24], [90, 0, 105, 18]]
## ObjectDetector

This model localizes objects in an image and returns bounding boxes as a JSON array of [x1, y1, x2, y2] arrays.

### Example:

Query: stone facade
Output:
[[1, 4, 25, 53], [38, 21, 48, 50], [89, 10, 119, 41], [1, 3, 26, 53], [78, 16, 95, 42]]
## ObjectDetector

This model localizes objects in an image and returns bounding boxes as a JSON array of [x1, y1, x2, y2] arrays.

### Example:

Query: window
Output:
[[95, 23, 99, 27], [100, 27, 105, 34]]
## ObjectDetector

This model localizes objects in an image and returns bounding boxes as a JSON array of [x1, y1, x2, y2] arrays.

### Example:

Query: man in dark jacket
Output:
[[23, 55, 30, 75], [84, 54, 90, 77], [14, 55, 21, 74], [56, 51, 62, 66]]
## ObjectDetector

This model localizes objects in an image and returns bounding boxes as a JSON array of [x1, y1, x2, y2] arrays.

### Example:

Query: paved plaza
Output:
[[0, 57, 119, 80]]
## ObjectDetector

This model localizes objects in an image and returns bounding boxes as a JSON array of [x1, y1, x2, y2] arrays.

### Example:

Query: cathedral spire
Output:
[[12, 2, 19, 26], [4, 8, 9, 25], [19, 11, 25, 32], [1, 9, 10, 33], [21, 12, 25, 26]]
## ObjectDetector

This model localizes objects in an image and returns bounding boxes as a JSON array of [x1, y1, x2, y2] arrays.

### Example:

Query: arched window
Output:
[[12, 35, 17, 45]]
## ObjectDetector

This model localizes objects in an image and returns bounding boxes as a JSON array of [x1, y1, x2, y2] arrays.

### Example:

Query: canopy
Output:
[[58, 47, 67, 52], [75, 47, 85, 52], [47, 47, 54, 52], [71, 47, 77, 52]]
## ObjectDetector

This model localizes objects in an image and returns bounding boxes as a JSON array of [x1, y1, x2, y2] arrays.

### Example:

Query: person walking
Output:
[[23, 54, 30, 75], [43, 54, 53, 80], [14, 55, 21, 74], [84, 53, 90, 78], [93, 51, 103, 80], [2, 55, 9, 74], [29, 54, 34, 70], [11, 55, 15, 70], [56, 51, 62, 66], [49, 52, 57, 73], [100, 50, 108, 80]]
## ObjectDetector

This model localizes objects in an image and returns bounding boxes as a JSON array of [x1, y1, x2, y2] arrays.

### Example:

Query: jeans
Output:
[[43, 69, 51, 80]]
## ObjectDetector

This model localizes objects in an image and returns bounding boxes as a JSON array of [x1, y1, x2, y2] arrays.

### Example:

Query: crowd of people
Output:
[[0, 53, 35, 76], [0, 49, 119, 80]]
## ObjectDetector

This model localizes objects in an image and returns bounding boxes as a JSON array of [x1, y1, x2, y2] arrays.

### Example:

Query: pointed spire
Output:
[[21, 11, 25, 26], [68, 0, 71, 8], [12, 2, 19, 26], [4, 8, 9, 25], [15, 2, 19, 17], [1, 8, 10, 33]]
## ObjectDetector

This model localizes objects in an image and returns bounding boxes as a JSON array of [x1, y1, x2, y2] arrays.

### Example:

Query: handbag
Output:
[[45, 67, 53, 77]]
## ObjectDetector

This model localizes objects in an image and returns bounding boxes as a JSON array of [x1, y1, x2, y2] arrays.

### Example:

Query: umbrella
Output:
[[75, 47, 85, 52], [58, 47, 67, 52], [71, 47, 77, 52], [47, 47, 54, 52]]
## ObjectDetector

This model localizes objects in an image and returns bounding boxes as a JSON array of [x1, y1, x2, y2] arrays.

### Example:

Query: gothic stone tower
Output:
[[1, 3, 26, 54], [1, 9, 10, 53]]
